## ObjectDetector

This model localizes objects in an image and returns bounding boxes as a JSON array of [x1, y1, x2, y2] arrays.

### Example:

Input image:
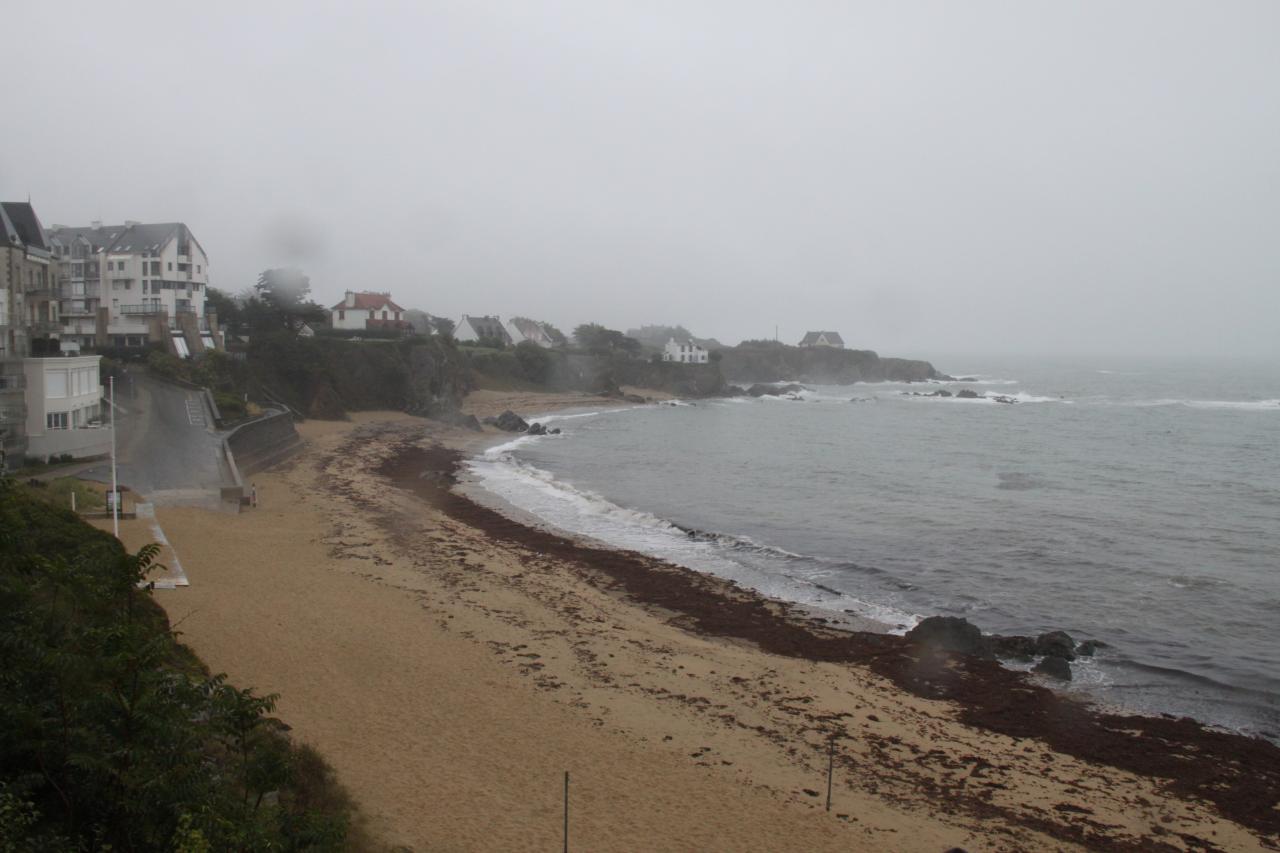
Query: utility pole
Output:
[[109, 375, 119, 537]]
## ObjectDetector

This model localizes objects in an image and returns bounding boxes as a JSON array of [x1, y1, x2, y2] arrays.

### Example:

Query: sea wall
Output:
[[225, 409, 303, 477]]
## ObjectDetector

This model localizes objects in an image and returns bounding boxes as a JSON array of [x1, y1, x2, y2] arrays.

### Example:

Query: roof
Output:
[[460, 315, 511, 342], [332, 292, 405, 312], [1, 202, 51, 253], [799, 331, 845, 346], [667, 336, 704, 348], [45, 222, 206, 258]]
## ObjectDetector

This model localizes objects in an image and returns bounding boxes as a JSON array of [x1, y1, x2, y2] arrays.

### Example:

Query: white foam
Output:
[[465, 450, 919, 628], [901, 391, 1065, 404], [1136, 399, 1280, 412]]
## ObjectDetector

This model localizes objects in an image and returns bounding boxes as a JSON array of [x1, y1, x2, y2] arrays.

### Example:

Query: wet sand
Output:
[[129, 399, 1278, 851]]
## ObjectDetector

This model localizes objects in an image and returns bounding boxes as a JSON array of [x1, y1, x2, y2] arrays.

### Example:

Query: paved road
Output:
[[78, 372, 231, 505]]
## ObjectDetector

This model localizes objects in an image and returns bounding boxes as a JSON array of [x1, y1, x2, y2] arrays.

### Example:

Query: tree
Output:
[[205, 287, 243, 336], [513, 340, 553, 384], [252, 268, 326, 334], [572, 323, 641, 356]]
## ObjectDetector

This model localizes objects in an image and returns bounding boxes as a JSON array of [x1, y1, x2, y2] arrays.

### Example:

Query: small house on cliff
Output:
[[662, 337, 709, 364], [798, 331, 845, 349], [455, 314, 512, 346], [330, 291, 412, 332]]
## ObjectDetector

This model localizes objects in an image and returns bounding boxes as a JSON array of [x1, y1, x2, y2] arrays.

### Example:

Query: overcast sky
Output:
[[4, 1, 1278, 361]]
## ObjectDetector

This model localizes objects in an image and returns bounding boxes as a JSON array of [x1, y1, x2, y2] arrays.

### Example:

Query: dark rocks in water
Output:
[[989, 634, 1038, 661], [991, 395, 1017, 404], [1035, 630, 1077, 661], [724, 385, 747, 396], [746, 382, 808, 397], [1076, 639, 1107, 657], [548, 427, 561, 435], [492, 410, 530, 432], [935, 389, 953, 397], [1033, 655, 1073, 681], [526, 422, 547, 436], [623, 394, 648, 404], [955, 389, 981, 399], [956, 377, 978, 382], [904, 616, 993, 659]]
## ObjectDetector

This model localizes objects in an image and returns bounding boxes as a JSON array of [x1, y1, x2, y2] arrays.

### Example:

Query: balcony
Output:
[[120, 304, 164, 315]]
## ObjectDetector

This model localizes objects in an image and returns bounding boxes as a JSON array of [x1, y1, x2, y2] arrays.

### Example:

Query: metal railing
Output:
[[119, 304, 163, 315]]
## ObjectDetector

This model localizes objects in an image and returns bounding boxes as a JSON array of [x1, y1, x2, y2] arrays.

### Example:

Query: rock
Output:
[[1032, 656, 1072, 681], [904, 616, 993, 659], [526, 422, 547, 436], [1034, 630, 1076, 661], [991, 395, 1017, 404], [746, 382, 808, 397], [955, 389, 981, 399], [623, 394, 648, 404], [989, 634, 1037, 661], [1076, 639, 1107, 657], [935, 389, 953, 397], [548, 427, 561, 435], [725, 385, 747, 396], [481, 416, 497, 425], [956, 377, 977, 382], [492, 410, 530, 432]]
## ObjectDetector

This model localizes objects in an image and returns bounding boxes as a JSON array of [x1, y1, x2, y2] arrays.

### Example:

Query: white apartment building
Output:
[[47, 221, 220, 356], [21, 354, 109, 462], [662, 337, 709, 364]]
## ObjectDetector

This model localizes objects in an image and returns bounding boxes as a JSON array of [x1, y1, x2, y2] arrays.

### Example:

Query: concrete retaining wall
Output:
[[225, 409, 304, 478]]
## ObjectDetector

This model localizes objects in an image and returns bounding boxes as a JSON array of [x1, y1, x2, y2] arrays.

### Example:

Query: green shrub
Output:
[[0, 480, 353, 850]]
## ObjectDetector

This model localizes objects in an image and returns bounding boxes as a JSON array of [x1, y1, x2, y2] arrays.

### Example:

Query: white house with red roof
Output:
[[330, 290, 411, 332]]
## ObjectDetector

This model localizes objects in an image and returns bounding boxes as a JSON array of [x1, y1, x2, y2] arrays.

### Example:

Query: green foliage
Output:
[[145, 350, 187, 381], [572, 323, 641, 356], [26, 478, 105, 512], [205, 287, 243, 337], [251, 269, 326, 334], [0, 480, 352, 850], [512, 341, 553, 384]]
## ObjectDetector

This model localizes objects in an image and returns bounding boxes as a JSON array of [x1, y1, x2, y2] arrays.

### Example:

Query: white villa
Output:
[[662, 337, 709, 364], [329, 291, 411, 332], [798, 331, 845, 348], [21, 353, 109, 461], [454, 315, 512, 345], [504, 317, 557, 348]]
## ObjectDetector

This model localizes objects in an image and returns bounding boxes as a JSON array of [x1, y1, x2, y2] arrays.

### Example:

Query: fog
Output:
[[4, 1, 1278, 361]]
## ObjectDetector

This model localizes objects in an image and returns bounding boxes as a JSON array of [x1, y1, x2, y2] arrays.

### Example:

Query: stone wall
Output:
[[225, 410, 303, 477]]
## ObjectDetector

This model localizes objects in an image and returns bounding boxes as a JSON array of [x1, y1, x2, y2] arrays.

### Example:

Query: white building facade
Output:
[[47, 222, 220, 356], [329, 291, 410, 331], [662, 337, 709, 364], [21, 354, 109, 461]]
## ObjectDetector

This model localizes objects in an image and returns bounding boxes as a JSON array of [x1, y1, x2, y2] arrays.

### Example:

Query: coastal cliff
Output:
[[720, 341, 946, 384]]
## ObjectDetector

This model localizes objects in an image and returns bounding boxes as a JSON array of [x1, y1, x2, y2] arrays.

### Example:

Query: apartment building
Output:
[[47, 221, 221, 356], [1, 202, 62, 468]]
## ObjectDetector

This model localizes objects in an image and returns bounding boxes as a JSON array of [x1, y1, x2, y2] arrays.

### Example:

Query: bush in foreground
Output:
[[0, 480, 354, 850]]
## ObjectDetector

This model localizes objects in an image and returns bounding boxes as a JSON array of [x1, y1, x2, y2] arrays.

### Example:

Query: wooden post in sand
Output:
[[826, 736, 836, 812], [563, 770, 569, 852]]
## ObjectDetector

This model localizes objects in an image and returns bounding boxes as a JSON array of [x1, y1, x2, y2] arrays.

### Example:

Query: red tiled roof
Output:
[[331, 292, 404, 312]]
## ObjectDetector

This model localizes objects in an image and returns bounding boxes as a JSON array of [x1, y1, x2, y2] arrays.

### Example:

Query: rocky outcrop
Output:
[[908, 617, 1089, 682], [956, 389, 981, 399], [483, 410, 530, 432], [721, 342, 949, 385]]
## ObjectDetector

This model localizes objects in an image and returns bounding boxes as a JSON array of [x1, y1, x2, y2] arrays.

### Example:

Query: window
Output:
[[339, 310, 345, 320], [150, 261, 160, 275], [46, 412, 69, 430], [47, 371, 67, 398], [168, 262, 173, 271], [197, 265, 201, 273], [382, 310, 388, 319]]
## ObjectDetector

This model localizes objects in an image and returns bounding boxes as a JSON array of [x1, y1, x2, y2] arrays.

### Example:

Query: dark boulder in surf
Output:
[[746, 382, 808, 397], [989, 634, 1038, 661], [956, 389, 981, 399], [1076, 639, 1107, 657], [1035, 630, 1076, 661], [905, 616, 993, 659], [491, 410, 530, 432], [1033, 655, 1073, 681], [526, 422, 547, 436]]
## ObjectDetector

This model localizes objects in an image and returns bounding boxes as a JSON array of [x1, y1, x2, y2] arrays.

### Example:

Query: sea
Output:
[[461, 358, 1280, 741]]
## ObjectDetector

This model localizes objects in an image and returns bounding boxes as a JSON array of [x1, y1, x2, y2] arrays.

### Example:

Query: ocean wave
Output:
[[1134, 399, 1280, 412], [932, 375, 1020, 386], [464, 450, 921, 628], [901, 391, 1064, 404]]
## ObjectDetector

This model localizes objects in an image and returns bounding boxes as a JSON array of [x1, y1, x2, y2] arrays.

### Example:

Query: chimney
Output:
[[344, 290, 356, 308]]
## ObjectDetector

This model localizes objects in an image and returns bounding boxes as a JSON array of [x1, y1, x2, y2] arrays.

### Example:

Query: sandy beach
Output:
[[99, 393, 1280, 852]]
